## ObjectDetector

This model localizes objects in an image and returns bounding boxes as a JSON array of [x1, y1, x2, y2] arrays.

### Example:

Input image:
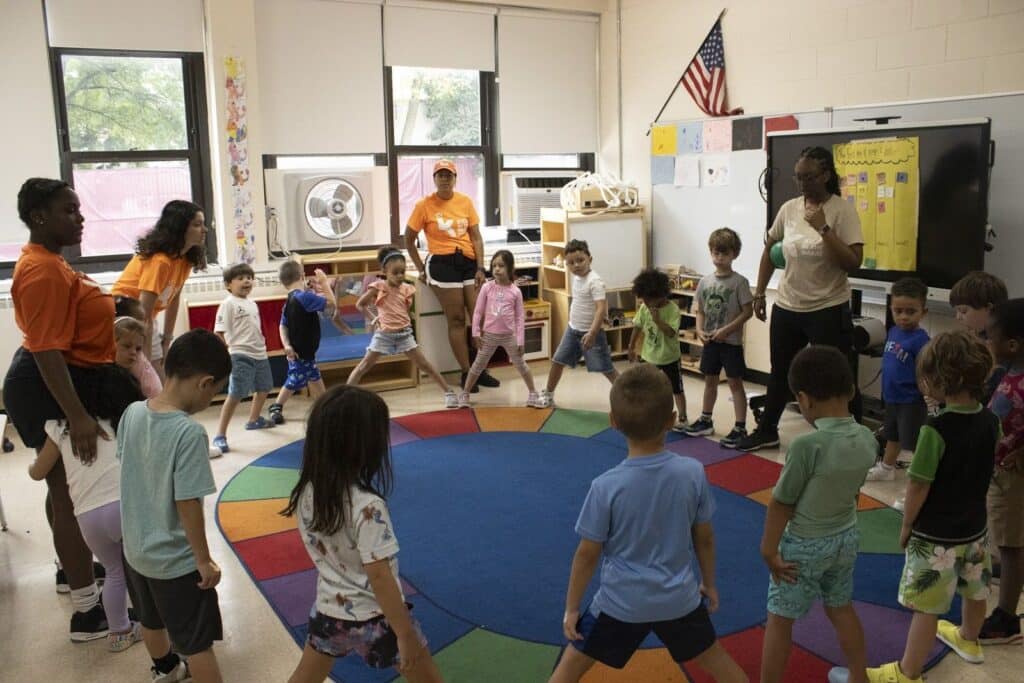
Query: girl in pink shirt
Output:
[[114, 316, 162, 398], [347, 247, 456, 407], [459, 250, 539, 407]]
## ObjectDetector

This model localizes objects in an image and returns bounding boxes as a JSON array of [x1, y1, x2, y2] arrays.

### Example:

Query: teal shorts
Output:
[[897, 535, 991, 615], [767, 526, 859, 619]]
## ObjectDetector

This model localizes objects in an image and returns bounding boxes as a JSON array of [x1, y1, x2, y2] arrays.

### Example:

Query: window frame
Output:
[[47, 46, 216, 273], [384, 67, 499, 242], [501, 153, 595, 172]]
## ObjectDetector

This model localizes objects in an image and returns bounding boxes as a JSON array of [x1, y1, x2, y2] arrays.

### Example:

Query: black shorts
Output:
[[425, 249, 478, 288], [125, 564, 223, 656], [700, 341, 745, 379], [655, 361, 683, 395], [571, 603, 716, 668], [884, 400, 928, 451]]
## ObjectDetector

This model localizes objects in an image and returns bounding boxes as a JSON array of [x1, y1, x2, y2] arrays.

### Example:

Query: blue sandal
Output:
[[245, 416, 274, 430]]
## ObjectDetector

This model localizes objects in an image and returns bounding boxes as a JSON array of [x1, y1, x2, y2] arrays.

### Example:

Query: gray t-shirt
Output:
[[117, 401, 217, 579], [695, 270, 753, 345]]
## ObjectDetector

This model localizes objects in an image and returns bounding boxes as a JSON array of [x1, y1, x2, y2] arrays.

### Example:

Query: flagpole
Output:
[[645, 8, 727, 136]]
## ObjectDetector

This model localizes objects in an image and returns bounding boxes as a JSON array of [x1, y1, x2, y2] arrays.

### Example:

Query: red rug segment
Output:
[[394, 409, 480, 439], [684, 626, 831, 683], [705, 454, 783, 495], [233, 528, 312, 581]]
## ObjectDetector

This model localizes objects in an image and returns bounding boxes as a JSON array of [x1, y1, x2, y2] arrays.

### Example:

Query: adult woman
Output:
[[738, 147, 864, 451], [112, 200, 208, 370], [4, 178, 142, 639], [404, 159, 499, 390]]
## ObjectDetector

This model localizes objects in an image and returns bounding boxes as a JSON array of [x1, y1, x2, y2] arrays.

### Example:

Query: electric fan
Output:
[[303, 177, 364, 241]]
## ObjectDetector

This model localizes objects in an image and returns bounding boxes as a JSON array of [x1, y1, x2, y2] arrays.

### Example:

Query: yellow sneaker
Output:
[[937, 619, 984, 663], [866, 662, 922, 683]]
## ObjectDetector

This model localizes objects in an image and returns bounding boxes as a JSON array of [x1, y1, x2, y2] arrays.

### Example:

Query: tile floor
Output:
[[0, 361, 1020, 682]]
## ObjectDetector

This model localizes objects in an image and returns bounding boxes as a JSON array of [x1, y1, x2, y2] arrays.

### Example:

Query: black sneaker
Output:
[[684, 417, 715, 437], [477, 369, 501, 388], [70, 603, 109, 642], [460, 373, 480, 394], [719, 427, 748, 449], [268, 403, 284, 425], [736, 427, 780, 452], [978, 606, 1022, 645]]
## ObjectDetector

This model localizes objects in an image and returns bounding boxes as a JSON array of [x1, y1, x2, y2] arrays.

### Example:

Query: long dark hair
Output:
[[135, 199, 207, 270], [800, 146, 841, 197], [74, 365, 145, 433], [491, 249, 515, 279], [281, 385, 394, 534]]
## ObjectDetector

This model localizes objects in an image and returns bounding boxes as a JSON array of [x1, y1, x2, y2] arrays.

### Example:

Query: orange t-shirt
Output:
[[12, 243, 115, 367], [112, 252, 193, 316], [406, 192, 480, 257]]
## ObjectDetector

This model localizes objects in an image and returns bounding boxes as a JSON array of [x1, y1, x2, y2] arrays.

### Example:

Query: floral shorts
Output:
[[767, 526, 859, 619], [306, 606, 427, 669], [898, 535, 991, 615], [284, 358, 322, 391]]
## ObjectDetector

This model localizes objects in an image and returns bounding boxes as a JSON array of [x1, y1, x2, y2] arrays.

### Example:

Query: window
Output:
[[502, 154, 582, 170], [51, 48, 214, 267], [272, 155, 378, 171], [386, 66, 497, 239]]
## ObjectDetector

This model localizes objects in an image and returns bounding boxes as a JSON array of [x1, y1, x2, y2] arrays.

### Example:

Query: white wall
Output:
[[600, 0, 1024, 373]]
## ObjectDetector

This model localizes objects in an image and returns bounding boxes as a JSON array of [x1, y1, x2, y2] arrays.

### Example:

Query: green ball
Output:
[[770, 242, 786, 269]]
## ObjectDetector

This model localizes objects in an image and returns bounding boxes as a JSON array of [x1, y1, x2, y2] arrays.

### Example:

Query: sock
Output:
[[701, 411, 712, 420], [735, 421, 746, 430], [70, 583, 100, 613], [880, 462, 894, 470], [153, 650, 181, 675]]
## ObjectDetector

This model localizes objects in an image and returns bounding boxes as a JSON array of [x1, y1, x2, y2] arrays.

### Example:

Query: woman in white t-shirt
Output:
[[28, 372, 145, 653], [739, 146, 865, 452]]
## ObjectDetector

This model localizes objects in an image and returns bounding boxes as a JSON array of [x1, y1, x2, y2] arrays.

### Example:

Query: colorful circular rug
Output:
[[217, 407, 949, 682]]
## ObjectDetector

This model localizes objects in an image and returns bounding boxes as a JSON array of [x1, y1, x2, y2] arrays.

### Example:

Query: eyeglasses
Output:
[[793, 172, 822, 183]]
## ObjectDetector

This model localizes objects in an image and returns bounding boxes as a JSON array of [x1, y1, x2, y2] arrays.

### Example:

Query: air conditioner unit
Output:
[[500, 171, 582, 231], [264, 167, 391, 254]]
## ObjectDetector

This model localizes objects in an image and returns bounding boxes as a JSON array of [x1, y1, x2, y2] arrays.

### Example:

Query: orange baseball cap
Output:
[[433, 159, 457, 175]]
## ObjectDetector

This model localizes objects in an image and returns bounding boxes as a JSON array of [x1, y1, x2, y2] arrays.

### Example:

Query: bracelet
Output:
[[753, 293, 766, 300]]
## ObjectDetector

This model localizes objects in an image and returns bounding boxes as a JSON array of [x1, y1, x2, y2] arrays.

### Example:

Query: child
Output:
[[348, 248, 456, 407], [115, 316, 162, 398], [852, 331, 999, 683], [115, 295, 163, 397], [118, 329, 231, 683], [950, 270, 1009, 403], [628, 268, 688, 431], [282, 385, 442, 683], [267, 261, 337, 424], [211, 263, 275, 454], [760, 346, 875, 683], [979, 299, 1024, 645], [550, 364, 745, 682], [29, 366, 145, 651], [866, 277, 930, 486], [459, 250, 540, 408], [542, 240, 618, 408], [686, 228, 753, 448]]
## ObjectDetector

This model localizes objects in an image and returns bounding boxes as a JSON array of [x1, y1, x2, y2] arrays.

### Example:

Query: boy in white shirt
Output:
[[212, 264, 274, 454], [541, 240, 618, 408]]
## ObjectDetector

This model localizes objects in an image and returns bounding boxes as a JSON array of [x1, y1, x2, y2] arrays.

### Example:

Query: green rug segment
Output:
[[540, 408, 611, 438], [220, 466, 300, 503], [406, 628, 559, 682], [857, 507, 904, 554]]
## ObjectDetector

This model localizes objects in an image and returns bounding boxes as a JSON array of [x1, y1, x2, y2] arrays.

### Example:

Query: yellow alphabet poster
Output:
[[832, 137, 919, 271], [651, 124, 678, 156]]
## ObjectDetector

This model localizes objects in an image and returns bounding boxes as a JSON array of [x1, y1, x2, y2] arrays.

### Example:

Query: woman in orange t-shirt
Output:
[[404, 159, 499, 389], [112, 200, 208, 368], [4, 178, 142, 626]]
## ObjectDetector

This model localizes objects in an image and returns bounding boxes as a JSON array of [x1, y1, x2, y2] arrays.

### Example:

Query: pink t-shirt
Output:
[[369, 280, 416, 331], [131, 355, 163, 398], [472, 280, 525, 346]]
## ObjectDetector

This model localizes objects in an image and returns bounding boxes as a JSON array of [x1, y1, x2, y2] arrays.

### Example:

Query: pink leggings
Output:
[[466, 332, 533, 389], [76, 501, 131, 633]]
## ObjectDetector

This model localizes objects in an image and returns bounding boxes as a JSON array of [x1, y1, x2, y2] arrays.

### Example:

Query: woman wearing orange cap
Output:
[[404, 159, 500, 390]]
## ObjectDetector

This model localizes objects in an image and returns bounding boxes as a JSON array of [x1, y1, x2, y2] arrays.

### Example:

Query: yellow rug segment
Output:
[[218, 497, 296, 542], [474, 406, 553, 433], [580, 647, 686, 682]]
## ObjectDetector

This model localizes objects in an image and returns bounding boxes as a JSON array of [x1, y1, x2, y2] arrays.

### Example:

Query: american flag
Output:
[[681, 21, 742, 117]]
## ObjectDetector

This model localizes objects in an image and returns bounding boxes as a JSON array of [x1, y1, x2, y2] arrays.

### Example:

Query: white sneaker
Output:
[[893, 496, 905, 512], [526, 391, 542, 408], [444, 390, 459, 409], [108, 621, 142, 653], [865, 463, 896, 481], [536, 390, 553, 408], [151, 660, 190, 682], [457, 391, 471, 408], [671, 419, 689, 433]]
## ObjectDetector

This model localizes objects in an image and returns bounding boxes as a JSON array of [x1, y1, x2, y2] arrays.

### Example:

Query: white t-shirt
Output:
[[767, 194, 864, 312], [44, 419, 120, 516], [214, 295, 267, 359], [297, 483, 403, 621], [569, 270, 607, 332]]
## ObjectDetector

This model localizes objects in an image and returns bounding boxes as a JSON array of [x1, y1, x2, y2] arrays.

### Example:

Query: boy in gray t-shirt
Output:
[[685, 228, 754, 448]]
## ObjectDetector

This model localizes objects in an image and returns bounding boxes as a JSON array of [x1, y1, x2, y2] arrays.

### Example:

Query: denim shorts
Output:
[[767, 526, 859, 619], [227, 355, 273, 399], [284, 358, 321, 391], [552, 328, 614, 373], [368, 327, 417, 355], [306, 605, 427, 669]]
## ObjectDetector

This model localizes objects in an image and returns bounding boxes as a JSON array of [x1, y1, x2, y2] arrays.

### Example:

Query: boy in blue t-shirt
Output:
[[549, 365, 745, 682], [267, 261, 337, 424], [867, 277, 930, 486], [118, 329, 232, 682]]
